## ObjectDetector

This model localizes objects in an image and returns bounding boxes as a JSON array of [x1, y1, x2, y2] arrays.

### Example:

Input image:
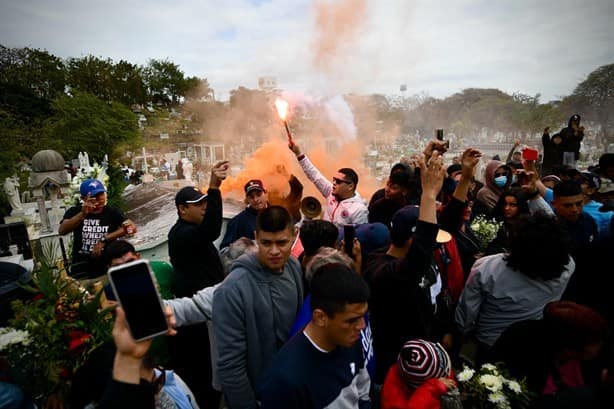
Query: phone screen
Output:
[[108, 259, 168, 341], [344, 224, 356, 257]]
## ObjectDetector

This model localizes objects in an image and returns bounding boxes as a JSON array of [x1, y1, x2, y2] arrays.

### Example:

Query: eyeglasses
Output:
[[332, 177, 351, 185]]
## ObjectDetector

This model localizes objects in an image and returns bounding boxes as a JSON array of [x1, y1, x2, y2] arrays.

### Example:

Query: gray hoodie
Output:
[[212, 252, 303, 409]]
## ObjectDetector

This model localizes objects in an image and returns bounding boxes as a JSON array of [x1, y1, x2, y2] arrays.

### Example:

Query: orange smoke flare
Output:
[[275, 98, 294, 144], [275, 98, 289, 120]]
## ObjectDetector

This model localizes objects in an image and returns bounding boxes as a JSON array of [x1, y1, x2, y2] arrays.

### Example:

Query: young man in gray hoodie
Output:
[[212, 205, 304, 409]]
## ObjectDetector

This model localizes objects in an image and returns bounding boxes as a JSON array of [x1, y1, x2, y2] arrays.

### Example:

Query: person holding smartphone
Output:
[[99, 305, 177, 409], [362, 149, 448, 385], [59, 179, 135, 281]]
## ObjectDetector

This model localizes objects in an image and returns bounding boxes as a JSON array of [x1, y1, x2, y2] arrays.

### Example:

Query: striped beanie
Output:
[[398, 339, 451, 388]]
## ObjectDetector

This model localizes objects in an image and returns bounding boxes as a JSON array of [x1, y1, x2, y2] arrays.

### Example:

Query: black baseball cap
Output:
[[599, 199, 614, 212], [175, 186, 207, 206], [579, 171, 601, 190]]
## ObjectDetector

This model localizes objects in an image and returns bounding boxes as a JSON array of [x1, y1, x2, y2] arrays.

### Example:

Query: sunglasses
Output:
[[494, 171, 508, 177], [332, 177, 351, 185]]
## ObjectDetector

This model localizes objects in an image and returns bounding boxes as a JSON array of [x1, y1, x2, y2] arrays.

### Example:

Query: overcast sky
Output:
[[1, 0, 613, 102]]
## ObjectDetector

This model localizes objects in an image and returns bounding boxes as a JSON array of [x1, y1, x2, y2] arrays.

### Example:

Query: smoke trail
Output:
[[311, 0, 368, 74], [322, 94, 357, 141]]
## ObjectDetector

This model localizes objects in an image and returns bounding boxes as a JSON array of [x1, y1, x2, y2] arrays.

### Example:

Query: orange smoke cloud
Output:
[[312, 0, 368, 73], [183, 88, 397, 215], [220, 133, 381, 211], [220, 139, 297, 201]]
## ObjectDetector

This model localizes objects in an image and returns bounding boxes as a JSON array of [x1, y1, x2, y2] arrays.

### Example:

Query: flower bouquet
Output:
[[470, 215, 503, 252], [456, 363, 532, 409], [64, 162, 110, 207], [0, 258, 113, 405]]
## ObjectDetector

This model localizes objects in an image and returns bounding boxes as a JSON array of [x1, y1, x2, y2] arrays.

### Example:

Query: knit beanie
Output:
[[398, 339, 451, 389]]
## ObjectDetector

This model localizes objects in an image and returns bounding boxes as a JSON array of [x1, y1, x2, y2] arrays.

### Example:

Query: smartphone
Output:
[[435, 129, 450, 149], [436, 129, 444, 140], [107, 259, 169, 342], [343, 224, 356, 257], [522, 147, 538, 161]]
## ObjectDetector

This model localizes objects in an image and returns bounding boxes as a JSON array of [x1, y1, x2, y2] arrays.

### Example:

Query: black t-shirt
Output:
[[61, 205, 125, 278]]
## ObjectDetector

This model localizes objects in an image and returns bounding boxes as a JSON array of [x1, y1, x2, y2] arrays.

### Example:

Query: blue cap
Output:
[[355, 223, 390, 255], [391, 205, 451, 245], [80, 179, 106, 196], [390, 205, 420, 244]]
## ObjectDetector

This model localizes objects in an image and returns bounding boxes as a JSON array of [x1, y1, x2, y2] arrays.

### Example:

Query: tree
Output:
[[145, 59, 195, 104], [66, 55, 115, 102], [566, 63, 614, 144], [41, 92, 140, 162], [0, 46, 65, 123], [109, 60, 148, 105], [0, 45, 66, 101], [0, 46, 63, 182], [185, 77, 214, 101], [228, 86, 273, 124]]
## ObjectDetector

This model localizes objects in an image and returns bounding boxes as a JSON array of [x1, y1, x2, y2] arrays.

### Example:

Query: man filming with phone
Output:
[[59, 179, 136, 281], [99, 301, 177, 409]]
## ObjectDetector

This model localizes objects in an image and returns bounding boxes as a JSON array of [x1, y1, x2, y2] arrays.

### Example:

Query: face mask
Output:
[[494, 176, 507, 188], [511, 174, 518, 184]]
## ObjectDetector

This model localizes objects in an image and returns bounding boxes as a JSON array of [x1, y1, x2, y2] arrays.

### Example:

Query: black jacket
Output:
[[99, 379, 155, 409], [368, 197, 406, 229], [542, 131, 564, 175], [363, 220, 438, 383], [168, 188, 225, 297], [558, 115, 584, 160]]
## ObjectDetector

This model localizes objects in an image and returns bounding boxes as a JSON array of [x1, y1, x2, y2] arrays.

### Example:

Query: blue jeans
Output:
[[0, 381, 34, 409]]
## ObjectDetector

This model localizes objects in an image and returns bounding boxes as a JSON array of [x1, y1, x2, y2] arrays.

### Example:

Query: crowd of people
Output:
[[2, 118, 614, 409]]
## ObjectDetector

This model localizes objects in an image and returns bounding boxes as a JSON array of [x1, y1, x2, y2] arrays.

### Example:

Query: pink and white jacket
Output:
[[298, 154, 369, 227]]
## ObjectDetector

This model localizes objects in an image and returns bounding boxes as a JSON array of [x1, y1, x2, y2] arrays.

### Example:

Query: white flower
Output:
[[457, 366, 475, 382], [479, 374, 503, 392], [0, 328, 30, 351], [481, 363, 500, 375], [488, 392, 511, 409], [506, 380, 522, 394]]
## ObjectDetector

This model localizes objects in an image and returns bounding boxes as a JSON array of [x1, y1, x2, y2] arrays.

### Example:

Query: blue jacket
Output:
[[583, 200, 613, 241], [220, 206, 259, 249]]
